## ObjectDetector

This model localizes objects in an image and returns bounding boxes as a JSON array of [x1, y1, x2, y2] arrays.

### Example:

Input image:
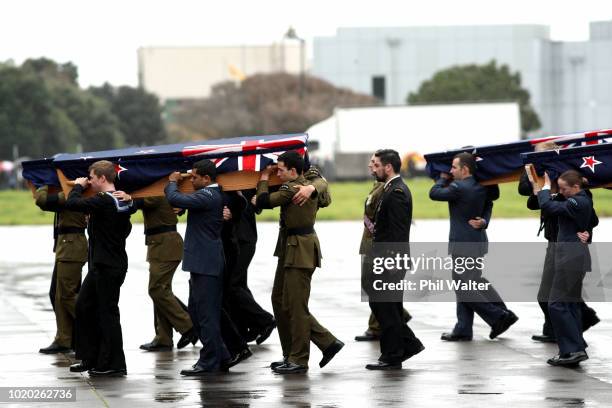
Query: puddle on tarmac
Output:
[[545, 397, 585, 406], [155, 391, 190, 403]]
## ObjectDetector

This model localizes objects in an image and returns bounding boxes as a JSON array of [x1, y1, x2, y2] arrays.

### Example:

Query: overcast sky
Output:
[[3, 0, 612, 88]]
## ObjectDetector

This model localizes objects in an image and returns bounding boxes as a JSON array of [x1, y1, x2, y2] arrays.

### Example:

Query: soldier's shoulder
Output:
[[303, 166, 322, 179], [279, 182, 294, 191]]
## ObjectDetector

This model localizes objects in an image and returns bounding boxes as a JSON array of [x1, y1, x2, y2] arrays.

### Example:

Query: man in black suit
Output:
[[365, 149, 424, 370], [64, 160, 135, 377], [165, 160, 231, 375], [226, 190, 276, 344], [429, 152, 518, 341]]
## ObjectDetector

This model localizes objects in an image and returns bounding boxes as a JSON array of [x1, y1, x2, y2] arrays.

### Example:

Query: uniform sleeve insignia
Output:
[[393, 188, 403, 193], [450, 182, 459, 188], [280, 184, 291, 191], [568, 197, 578, 207]]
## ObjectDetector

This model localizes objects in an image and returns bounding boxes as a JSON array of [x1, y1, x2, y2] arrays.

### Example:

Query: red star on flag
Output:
[[115, 163, 128, 179], [580, 156, 602, 173]]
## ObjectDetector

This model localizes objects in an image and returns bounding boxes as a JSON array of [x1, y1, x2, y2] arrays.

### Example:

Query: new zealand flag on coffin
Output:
[[21, 133, 308, 191], [521, 142, 612, 187], [424, 129, 612, 182]]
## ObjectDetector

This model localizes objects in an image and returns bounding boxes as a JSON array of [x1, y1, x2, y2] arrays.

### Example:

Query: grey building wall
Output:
[[313, 22, 612, 137]]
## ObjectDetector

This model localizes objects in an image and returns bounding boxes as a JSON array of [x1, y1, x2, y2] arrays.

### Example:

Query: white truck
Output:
[[306, 102, 521, 179]]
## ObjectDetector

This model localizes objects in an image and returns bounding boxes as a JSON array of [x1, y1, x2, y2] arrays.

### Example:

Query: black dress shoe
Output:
[[177, 328, 198, 349], [69, 362, 90, 372], [402, 342, 425, 361], [270, 358, 288, 370], [139, 340, 173, 352], [39, 342, 72, 354], [531, 334, 556, 343], [221, 348, 253, 370], [547, 351, 588, 366], [365, 361, 402, 370], [354, 331, 379, 341], [255, 321, 277, 345], [180, 365, 219, 376], [441, 332, 472, 342], [489, 311, 519, 339], [319, 340, 344, 368], [273, 362, 308, 374], [88, 368, 127, 377]]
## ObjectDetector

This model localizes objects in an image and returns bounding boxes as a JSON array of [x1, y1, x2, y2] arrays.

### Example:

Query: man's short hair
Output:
[[278, 151, 304, 175], [374, 149, 401, 173], [453, 152, 477, 175], [193, 159, 217, 181], [88, 160, 116, 183]]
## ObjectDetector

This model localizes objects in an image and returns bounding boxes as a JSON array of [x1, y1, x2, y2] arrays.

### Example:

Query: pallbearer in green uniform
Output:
[[257, 151, 344, 374], [35, 185, 87, 354], [355, 153, 411, 342], [114, 194, 196, 350]]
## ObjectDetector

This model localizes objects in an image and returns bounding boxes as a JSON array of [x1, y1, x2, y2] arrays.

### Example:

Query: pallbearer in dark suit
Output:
[[534, 170, 595, 366], [165, 160, 231, 375], [429, 152, 518, 342], [518, 166, 599, 343], [226, 189, 276, 344], [365, 149, 424, 370], [355, 153, 412, 342], [65, 160, 135, 377]]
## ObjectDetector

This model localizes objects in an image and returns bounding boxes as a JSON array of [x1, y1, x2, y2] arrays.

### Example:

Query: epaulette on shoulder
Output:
[[304, 166, 321, 178]]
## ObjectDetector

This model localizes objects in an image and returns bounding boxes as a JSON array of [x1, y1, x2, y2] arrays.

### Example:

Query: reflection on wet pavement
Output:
[[1, 220, 612, 407]]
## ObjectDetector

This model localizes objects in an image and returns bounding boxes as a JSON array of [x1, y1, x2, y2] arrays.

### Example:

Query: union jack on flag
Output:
[[531, 129, 612, 149], [182, 134, 308, 172]]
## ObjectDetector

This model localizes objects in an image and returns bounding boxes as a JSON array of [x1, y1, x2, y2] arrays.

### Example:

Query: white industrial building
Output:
[[138, 43, 302, 101], [313, 21, 612, 136]]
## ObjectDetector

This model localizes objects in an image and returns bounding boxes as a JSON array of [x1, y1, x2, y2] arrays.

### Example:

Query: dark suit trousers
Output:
[[548, 253, 588, 354], [228, 241, 274, 336], [74, 265, 127, 370], [218, 241, 248, 355], [189, 274, 230, 369], [537, 243, 597, 336], [369, 301, 421, 364], [452, 262, 506, 336]]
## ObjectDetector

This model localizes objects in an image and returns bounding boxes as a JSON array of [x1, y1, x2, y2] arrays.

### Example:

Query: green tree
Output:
[[0, 64, 77, 159], [90, 83, 166, 146], [407, 61, 541, 133], [0, 58, 125, 159]]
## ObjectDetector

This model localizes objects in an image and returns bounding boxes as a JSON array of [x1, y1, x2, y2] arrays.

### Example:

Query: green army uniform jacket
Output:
[[137, 197, 183, 263], [257, 174, 328, 269], [35, 186, 88, 263]]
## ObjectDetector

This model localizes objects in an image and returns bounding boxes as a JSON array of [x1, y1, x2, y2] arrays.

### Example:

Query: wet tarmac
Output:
[[2, 220, 612, 407]]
